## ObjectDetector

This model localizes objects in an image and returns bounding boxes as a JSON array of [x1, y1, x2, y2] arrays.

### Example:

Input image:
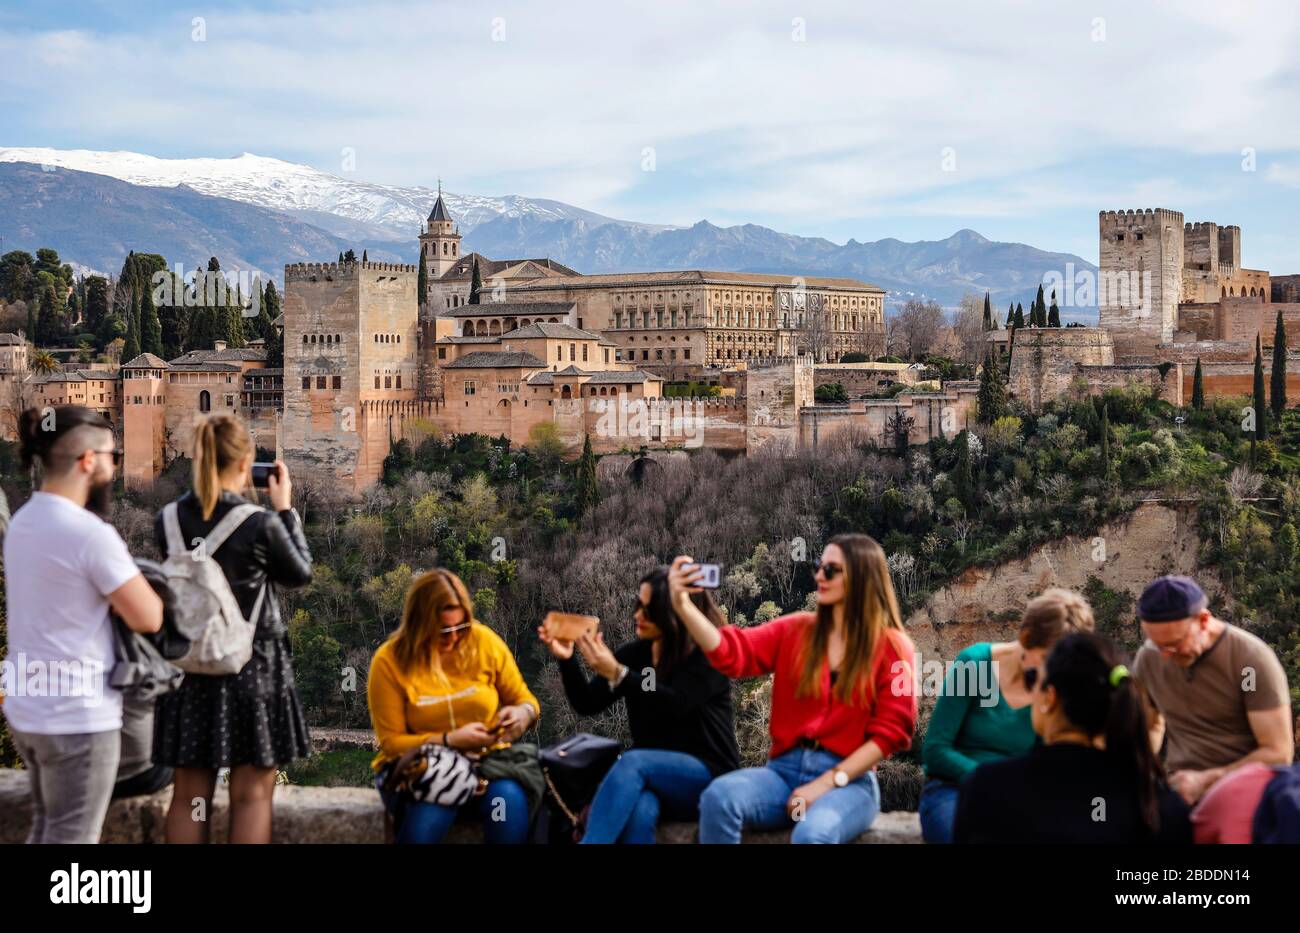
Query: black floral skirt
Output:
[[154, 636, 311, 769]]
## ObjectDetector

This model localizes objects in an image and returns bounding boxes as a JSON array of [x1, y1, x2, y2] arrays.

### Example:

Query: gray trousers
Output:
[[10, 726, 120, 843]]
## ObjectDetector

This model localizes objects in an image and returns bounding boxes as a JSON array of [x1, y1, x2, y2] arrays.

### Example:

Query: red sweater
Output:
[[705, 612, 917, 761]]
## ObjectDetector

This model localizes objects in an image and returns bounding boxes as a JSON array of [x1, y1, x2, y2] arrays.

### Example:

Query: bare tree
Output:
[[951, 293, 986, 366], [891, 299, 945, 361]]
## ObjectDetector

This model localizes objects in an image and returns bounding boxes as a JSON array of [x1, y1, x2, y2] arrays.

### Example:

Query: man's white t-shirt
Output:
[[1, 491, 139, 734]]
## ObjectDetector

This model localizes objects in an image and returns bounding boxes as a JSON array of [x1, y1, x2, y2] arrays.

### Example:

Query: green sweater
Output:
[[922, 642, 1037, 783]]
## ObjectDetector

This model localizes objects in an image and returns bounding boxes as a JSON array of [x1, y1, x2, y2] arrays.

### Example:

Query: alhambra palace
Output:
[[3, 199, 1299, 494]]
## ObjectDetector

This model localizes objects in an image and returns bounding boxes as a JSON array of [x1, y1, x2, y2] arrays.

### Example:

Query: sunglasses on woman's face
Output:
[[632, 597, 650, 616], [439, 621, 472, 640], [812, 560, 844, 580], [1024, 667, 1042, 691]]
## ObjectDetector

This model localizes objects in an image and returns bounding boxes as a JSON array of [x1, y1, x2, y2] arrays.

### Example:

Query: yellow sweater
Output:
[[367, 623, 541, 769]]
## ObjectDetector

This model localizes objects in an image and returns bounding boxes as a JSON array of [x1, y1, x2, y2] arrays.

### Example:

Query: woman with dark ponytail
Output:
[[152, 414, 314, 843], [953, 632, 1191, 844]]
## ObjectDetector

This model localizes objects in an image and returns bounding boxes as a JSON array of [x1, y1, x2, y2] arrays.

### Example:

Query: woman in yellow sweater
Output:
[[368, 568, 541, 843]]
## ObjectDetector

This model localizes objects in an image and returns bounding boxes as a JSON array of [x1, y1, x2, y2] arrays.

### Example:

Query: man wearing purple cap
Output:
[[1134, 575, 1293, 806]]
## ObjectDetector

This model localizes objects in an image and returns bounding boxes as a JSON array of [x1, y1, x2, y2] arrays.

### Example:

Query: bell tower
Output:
[[418, 180, 461, 279]]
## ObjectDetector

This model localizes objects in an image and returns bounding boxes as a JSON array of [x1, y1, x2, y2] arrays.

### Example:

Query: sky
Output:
[[2, 0, 1300, 270]]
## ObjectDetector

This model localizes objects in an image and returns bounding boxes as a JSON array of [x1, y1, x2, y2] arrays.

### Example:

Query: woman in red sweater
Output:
[[669, 533, 917, 844]]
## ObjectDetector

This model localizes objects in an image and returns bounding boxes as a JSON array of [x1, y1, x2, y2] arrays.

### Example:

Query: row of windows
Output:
[[304, 334, 340, 344], [373, 333, 401, 343], [618, 348, 691, 362], [302, 376, 343, 390]]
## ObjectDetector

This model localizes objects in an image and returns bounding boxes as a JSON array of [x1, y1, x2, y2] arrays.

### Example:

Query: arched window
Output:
[[199, 390, 211, 413], [302, 334, 308, 343], [561, 385, 572, 399]]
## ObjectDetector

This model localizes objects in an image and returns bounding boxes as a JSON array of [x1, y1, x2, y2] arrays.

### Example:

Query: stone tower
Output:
[[418, 183, 462, 279], [280, 259, 420, 493], [1098, 208, 1184, 359]]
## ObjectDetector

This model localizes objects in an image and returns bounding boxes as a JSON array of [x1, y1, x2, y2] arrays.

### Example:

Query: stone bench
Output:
[[0, 768, 922, 844]]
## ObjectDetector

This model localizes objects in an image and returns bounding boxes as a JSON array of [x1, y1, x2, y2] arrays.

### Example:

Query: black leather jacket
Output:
[[153, 490, 313, 641]]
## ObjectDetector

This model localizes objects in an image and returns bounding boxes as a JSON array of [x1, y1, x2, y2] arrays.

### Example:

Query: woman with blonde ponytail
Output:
[[153, 413, 314, 843]]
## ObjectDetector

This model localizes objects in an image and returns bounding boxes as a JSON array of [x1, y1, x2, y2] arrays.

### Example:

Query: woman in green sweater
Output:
[[919, 588, 1095, 843]]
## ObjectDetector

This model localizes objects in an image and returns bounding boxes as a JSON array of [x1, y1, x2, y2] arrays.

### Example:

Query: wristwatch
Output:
[[832, 769, 850, 788], [607, 664, 630, 690]]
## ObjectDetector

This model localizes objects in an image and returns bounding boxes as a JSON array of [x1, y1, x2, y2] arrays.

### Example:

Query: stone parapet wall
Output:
[[0, 769, 921, 844]]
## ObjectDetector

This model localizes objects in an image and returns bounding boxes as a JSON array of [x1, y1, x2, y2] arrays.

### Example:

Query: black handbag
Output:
[[537, 733, 622, 843]]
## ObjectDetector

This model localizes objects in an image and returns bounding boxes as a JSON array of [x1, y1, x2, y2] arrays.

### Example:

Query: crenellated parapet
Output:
[[284, 260, 418, 282]]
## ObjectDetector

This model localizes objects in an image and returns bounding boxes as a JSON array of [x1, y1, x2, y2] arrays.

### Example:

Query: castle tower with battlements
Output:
[[1098, 208, 1184, 360], [281, 259, 421, 493]]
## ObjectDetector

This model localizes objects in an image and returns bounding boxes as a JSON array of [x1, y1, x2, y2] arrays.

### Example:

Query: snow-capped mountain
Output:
[[0, 147, 668, 240]]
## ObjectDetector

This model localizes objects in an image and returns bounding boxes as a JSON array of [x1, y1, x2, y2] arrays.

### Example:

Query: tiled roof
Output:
[[168, 361, 242, 372], [427, 193, 452, 223], [436, 255, 580, 282], [509, 270, 883, 291], [585, 369, 662, 384], [436, 335, 501, 344], [443, 351, 548, 369], [168, 347, 266, 365], [123, 353, 171, 369], [503, 322, 601, 341], [446, 301, 574, 318]]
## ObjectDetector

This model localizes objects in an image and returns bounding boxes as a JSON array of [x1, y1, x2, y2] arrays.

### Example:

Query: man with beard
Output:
[[2, 405, 162, 843]]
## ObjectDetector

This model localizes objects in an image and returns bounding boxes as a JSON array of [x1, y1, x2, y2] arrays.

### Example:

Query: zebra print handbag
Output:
[[383, 742, 482, 807]]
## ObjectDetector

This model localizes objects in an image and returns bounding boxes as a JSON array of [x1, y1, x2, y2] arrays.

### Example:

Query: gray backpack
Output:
[[161, 501, 268, 676]]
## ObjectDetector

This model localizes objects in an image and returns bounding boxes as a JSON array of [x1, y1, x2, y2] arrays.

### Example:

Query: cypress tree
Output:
[[1006, 302, 1014, 328], [1032, 284, 1044, 326], [469, 256, 483, 305], [139, 283, 163, 357], [362, 249, 368, 263], [262, 280, 283, 367], [417, 256, 428, 308], [1100, 403, 1113, 480], [338, 252, 344, 264], [1192, 357, 1205, 411], [1253, 333, 1268, 441], [1270, 310, 1287, 417], [982, 291, 993, 331], [977, 350, 1008, 424], [1013, 303, 1024, 328], [122, 291, 141, 361], [1048, 289, 1061, 327], [575, 434, 599, 516]]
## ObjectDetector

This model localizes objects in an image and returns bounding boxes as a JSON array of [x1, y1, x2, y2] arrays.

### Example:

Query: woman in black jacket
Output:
[[953, 632, 1191, 845], [153, 414, 313, 843], [538, 567, 740, 843]]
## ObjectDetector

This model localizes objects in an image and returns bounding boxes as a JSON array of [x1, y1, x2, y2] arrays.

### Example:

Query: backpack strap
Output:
[[162, 502, 186, 558], [200, 503, 264, 555]]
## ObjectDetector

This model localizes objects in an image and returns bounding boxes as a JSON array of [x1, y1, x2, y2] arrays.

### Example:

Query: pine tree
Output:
[[122, 291, 141, 361], [977, 350, 1008, 424], [1100, 404, 1113, 480], [1271, 310, 1287, 417], [575, 434, 599, 516], [139, 283, 163, 357], [1253, 333, 1268, 441], [469, 255, 483, 305], [344, 249, 357, 263], [1192, 357, 1205, 411]]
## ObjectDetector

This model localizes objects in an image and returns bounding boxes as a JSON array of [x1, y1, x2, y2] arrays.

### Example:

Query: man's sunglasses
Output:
[[92, 448, 124, 466], [812, 559, 845, 580]]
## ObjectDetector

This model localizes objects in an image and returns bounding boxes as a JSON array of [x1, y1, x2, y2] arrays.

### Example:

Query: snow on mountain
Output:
[[0, 147, 665, 239]]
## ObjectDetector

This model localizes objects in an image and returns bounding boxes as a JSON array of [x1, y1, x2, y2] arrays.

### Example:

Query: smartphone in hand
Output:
[[684, 563, 722, 588], [251, 462, 280, 488]]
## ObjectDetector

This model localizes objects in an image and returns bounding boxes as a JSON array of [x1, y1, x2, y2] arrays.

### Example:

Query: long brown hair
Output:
[[192, 414, 252, 520], [798, 533, 906, 707], [391, 568, 478, 674]]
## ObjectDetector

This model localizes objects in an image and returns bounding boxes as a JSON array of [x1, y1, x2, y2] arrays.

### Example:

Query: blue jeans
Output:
[[698, 747, 880, 844], [580, 748, 715, 845], [919, 779, 960, 844], [384, 777, 531, 845]]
